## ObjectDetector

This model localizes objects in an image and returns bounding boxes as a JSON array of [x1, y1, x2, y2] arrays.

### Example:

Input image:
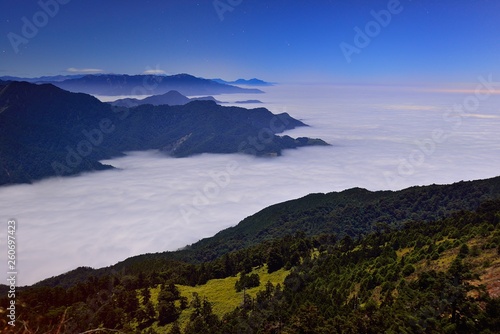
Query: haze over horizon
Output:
[[1, 0, 499, 84]]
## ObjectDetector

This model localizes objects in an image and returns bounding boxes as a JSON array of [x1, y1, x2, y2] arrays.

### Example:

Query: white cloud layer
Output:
[[66, 67, 104, 73], [142, 69, 167, 75], [1, 84, 499, 285]]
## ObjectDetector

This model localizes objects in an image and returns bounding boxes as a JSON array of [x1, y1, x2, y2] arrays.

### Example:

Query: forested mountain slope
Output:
[[2, 198, 500, 333], [135, 175, 500, 265]]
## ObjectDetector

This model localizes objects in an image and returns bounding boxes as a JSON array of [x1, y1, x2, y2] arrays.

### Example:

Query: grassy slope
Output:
[[144, 266, 289, 332]]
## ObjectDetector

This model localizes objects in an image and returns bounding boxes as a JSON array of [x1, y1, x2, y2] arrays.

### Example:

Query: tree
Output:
[[267, 248, 284, 273], [402, 264, 415, 277], [158, 300, 180, 326], [235, 272, 260, 292], [96, 302, 125, 329], [141, 287, 151, 305], [168, 321, 182, 334], [123, 290, 139, 315], [137, 300, 156, 325], [289, 303, 325, 334], [458, 243, 469, 258], [185, 295, 220, 334], [340, 235, 354, 252]]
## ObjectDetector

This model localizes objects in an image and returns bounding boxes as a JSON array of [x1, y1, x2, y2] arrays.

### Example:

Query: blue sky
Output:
[[1, 0, 499, 84]]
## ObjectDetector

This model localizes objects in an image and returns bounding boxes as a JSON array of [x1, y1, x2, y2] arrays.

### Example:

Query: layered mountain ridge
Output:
[[0, 73, 264, 96], [0, 81, 328, 185], [109, 90, 221, 108], [50, 73, 264, 96]]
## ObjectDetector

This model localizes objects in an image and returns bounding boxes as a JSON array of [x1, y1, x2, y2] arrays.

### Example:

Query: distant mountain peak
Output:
[[211, 78, 274, 86], [171, 73, 197, 78], [109, 90, 222, 107]]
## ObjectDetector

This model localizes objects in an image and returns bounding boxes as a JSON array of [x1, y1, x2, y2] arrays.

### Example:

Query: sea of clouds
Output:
[[1, 83, 499, 285]]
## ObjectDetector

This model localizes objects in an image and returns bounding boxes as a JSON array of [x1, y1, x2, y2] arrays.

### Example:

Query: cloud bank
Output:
[[1, 84, 499, 285], [66, 67, 104, 74], [142, 69, 167, 75]]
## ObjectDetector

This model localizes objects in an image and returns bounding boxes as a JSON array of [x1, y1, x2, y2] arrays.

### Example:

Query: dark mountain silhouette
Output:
[[0, 81, 327, 185], [190, 96, 222, 103], [0, 74, 86, 82], [234, 100, 263, 104], [109, 90, 222, 107], [212, 78, 274, 86], [50, 73, 264, 96]]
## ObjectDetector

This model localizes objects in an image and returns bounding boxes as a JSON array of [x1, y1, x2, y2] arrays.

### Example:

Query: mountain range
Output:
[[0, 81, 327, 186], [0, 74, 86, 82], [109, 91, 265, 108], [109, 90, 222, 108], [211, 78, 274, 86], [234, 99, 263, 104], [53, 74, 264, 96], [0, 75, 274, 88], [0, 74, 265, 96]]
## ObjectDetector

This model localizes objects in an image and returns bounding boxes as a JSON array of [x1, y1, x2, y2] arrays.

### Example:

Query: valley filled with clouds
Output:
[[1, 83, 499, 285]]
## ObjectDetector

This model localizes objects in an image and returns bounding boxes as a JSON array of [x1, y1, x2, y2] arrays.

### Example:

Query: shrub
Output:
[[402, 264, 415, 277]]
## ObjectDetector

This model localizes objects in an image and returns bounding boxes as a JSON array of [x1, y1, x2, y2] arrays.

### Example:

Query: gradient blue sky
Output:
[[1, 0, 499, 83]]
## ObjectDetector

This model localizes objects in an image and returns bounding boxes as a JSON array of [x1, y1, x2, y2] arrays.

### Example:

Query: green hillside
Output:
[[184, 176, 500, 262], [2, 196, 500, 332]]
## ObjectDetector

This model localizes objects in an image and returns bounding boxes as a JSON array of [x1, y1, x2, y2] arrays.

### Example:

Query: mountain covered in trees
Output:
[[0, 81, 327, 186], [49, 74, 264, 96], [1, 177, 500, 333]]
